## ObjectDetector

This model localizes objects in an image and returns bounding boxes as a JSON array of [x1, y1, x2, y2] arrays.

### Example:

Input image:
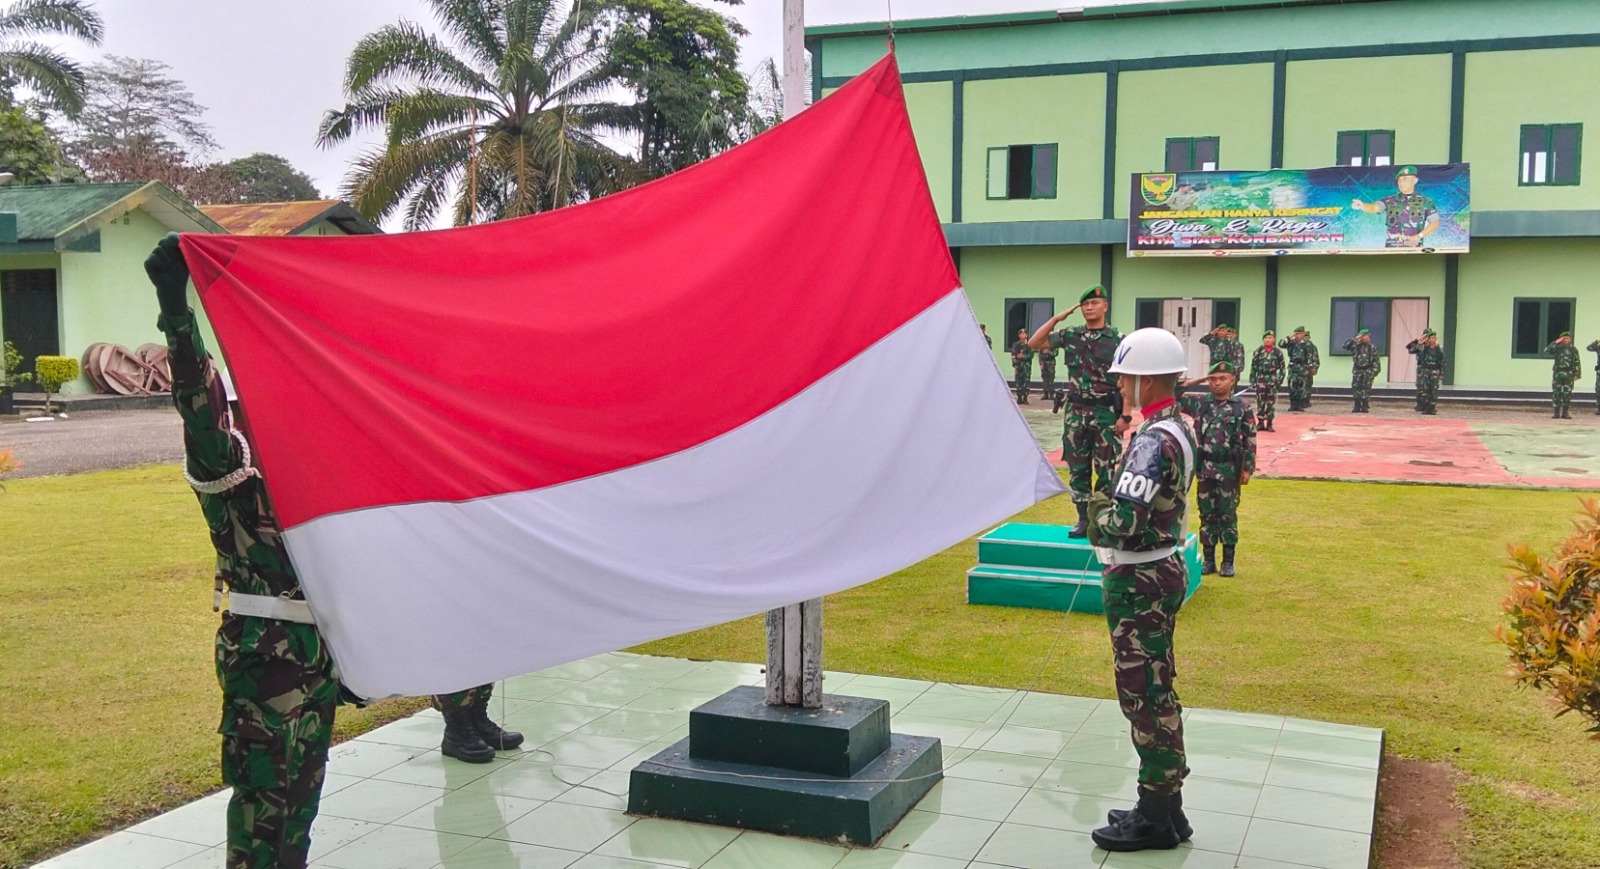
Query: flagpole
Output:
[[766, 0, 823, 710]]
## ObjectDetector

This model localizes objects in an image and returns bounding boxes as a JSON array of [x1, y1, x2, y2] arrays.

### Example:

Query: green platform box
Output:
[[967, 523, 1202, 614]]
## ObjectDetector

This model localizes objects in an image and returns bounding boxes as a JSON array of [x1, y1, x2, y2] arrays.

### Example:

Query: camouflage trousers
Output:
[[1553, 380, 1574, 414], [1253, 385, 1279, 427], [217, 615, 339, 869], [1013, 362, 1033, 400], [1288, 371, 1312, 407], [1040, 361, 1057, 399], [1063, 403, 1124, 502], [1351, 371, 1377, 412], [1415, 370, 1441, 413], [1102, 557, 1189, 795], [433, 684, 491, 710], [1196, 476, 1241, 546]]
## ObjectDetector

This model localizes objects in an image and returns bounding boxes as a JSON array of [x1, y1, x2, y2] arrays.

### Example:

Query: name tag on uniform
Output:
[[1113, 433, 1162, 506]]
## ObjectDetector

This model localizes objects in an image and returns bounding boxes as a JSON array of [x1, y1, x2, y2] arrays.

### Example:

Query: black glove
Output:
[[145, 232, 191, 317]]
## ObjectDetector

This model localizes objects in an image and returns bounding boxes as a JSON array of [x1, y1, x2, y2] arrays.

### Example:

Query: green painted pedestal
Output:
[[967, 523, 1203, 614], [628, 686, 942, 845]]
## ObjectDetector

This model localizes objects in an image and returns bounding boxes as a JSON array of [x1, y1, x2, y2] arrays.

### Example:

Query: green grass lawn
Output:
[[1, 465, 1597, 868]]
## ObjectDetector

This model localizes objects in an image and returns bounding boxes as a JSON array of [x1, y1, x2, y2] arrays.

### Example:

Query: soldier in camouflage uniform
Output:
[[1200, 325, 1245, 373], [1588, 338, 1600, 415], [1283, 327, 1320, 411], [433, 685, 523, 763], [1085, 327, 1197, 853], [1038, 342, 1059, 403], [1010, 329, 1034, 404], [1544, 332, 1581, 419], [1405, 329, 1446, 415], [1028, 285, 1126, 537], [1352, 165, 1440, 249], [1248, 332, 1285, 432], [1343, 329, 1381, 413], [146, 234, 343, 869], [1178, 362, 1255, 577]]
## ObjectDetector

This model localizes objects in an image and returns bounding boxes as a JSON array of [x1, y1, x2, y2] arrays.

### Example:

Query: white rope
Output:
[[184, 428, 259, 495]]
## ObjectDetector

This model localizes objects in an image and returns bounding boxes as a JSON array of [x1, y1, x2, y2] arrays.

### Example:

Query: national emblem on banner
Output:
[[1140, 173, 1177, 206]]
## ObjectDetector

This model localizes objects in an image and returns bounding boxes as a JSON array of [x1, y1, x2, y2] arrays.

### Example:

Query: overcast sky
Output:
[[61, 0, 1140, 199]]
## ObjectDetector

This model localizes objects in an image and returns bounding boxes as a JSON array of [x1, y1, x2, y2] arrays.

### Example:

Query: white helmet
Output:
[[1108, 327, 1187, 376]]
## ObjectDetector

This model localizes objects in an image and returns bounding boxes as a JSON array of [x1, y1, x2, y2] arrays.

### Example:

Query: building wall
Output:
[[1462, 47, 1600, 212], [961, 74, 1105, 223], [958, 245, 1101, 367], [1274, 255, 1446, 387], [905, 82, 955, 222], [1456, 238, 1600, 390], [1114, 64, 1275, 220], [1111, 253, 1269, 342], [1282, 54, 1453, 170]]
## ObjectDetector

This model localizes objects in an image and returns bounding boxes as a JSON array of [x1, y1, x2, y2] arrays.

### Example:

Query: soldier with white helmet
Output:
[[1085, 327, 1199, 853]]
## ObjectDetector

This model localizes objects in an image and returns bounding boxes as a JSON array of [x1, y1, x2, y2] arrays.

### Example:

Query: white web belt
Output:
[[227, 593, 317, 624]]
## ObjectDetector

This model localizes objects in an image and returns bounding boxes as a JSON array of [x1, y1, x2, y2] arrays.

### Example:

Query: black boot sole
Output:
[[1106, 809, 1193, 842], [442, 741, 497, 764]]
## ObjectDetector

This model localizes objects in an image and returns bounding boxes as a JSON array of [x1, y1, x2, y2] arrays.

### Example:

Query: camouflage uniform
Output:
[[1086, 402, 1196, 797], [1588, 340, 1600, 415], [1544, 340, 1582, 418], [1343, 338, 1382, 412], [1283, 334, 1319, 411], [1379, 191, 1439, 248], [159, 310, 341, 869], [1038, 345, 1058, 401], [1050, 325, 1125, 502], [1178, 387, 1256, 554], [1248, 344, 1285, 429], [1010, 339, 1034, 403], [1200, 333, 1244, 372], [1406, 338, 1446, 414]]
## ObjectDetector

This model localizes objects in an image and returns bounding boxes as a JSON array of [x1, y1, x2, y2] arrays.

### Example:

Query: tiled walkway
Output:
[[35, 653, 1382, 869]]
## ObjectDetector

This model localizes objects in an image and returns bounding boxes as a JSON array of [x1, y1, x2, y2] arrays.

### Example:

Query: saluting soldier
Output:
[[1344, 329, 1382, 413], [1544, 332, 1581, 419], [1249, 331, 1285, 431], [1587, 337, 1600, 415], [1085, 328, 1199, 853], [1283, 326, 1319, 411], [1029, 286, 1127, 537], [1039, 342, 1059, 403], [1405, 329, 1446, 415], [1010, 328, 1035, 404], [146, 234, 344, 869], [1179, 362, 1256, 577], [1201, 324, 1245, 373]]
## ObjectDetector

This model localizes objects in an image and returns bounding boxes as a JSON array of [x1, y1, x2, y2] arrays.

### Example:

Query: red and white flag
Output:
[[181, 55, 1065, 699]]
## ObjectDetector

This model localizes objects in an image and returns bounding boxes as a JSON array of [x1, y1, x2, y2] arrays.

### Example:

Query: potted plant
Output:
[[0, 340, 31, 415], [33, 355, 78, 415]]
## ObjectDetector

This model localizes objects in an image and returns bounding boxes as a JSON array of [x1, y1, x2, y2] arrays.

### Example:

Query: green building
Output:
[[808, 0, 1600, 394]]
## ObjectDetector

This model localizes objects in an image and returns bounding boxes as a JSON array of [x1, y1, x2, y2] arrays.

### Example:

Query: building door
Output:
[[1387, 298, 1430, 383], [1, 269, 59, 392], [1161, 298, 1213, 379]]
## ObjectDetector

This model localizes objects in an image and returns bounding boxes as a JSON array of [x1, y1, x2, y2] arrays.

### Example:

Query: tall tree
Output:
[[318, 0, 636, 230], [68, 55, 216, 159], [215, 152, 321, 203], [603, 0, 749, 177], [0, 0, 105, 119], [0, 104, 78, 182]]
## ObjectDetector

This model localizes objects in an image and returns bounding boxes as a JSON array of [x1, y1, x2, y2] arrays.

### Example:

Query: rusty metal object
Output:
[[80, 343, 171, 395]]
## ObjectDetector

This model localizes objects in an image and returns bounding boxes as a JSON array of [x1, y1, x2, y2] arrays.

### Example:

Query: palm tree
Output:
[[318, 0, 636, 230], [0, 0, 106, 118]]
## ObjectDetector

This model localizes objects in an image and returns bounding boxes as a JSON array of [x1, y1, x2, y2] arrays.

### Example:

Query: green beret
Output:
[[1294, 325, 1307, 333], [1356, 328, 1370, 337], [1422, 328, 1437, 338], [1214, 323, 1231, 331], [1079, 285, 1107, 304], [1262, 330, 1275, 339], [1559, 331, 1572, 338], [1208, 362, 1237, 376], [1396, 164, 1419, 178]]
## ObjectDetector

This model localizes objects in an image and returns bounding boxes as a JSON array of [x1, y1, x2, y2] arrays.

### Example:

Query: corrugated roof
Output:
[[200, 200, 345, 236], [0, 181, 148, 241]]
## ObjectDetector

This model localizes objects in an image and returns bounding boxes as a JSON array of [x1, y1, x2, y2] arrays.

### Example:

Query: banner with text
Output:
[[1128, 164, 1470, 257]]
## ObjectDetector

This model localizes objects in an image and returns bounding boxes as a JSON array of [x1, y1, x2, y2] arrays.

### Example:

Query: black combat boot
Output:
[[1561, 409, 1573, 420], [1265, 421, 1275, 432], [1220, 545, 1236, 577], [441, 705, 497, 764], [470, 685, 524, 750], [1052, 392, 1067, 414], [1201, 544, 1217, 576], [1107, 790, 1193, 842], [1553, 409, 1562, 419], [1091, 788, 1181, 852], [1068, 502, 1089, 538]]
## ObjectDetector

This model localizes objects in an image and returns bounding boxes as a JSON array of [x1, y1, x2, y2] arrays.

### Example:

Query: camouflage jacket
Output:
[[1250, 346, 1285, 388], [1284, 337, 1320, 374], [1201, 333, 1245, 370], [1380, 192, 1439, 245], [1406, 341, 1446, 374], [1544, 342, 1581, 381], [1049, 325, 1124, 407], [1178, 390, 1256, 480], [1037, 346, 1058, 369], [1588, 340, 1600, 371], [1344, 339, 1382, 376], [159, 311, 304, 603], [1009, 340, 1034, 367], [1093, 402, 1195, 552]]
